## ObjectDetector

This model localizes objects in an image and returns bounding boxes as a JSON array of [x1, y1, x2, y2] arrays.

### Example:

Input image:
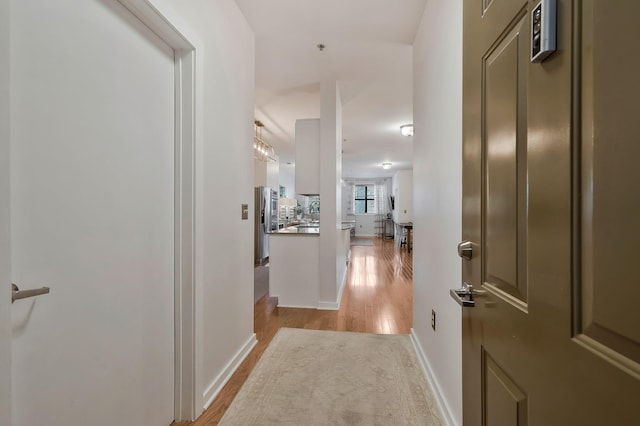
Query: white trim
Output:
[[318, 266, 347, 311], [172, 48, 197, 422], [410, 329, 458, 426], [116, 1, 199, 421], [317, 301, 338, 310], [277, 303, 319, 309], [202, 334, 258, 411], [317, 270, 346, 311], [0, 0, 10, 422]]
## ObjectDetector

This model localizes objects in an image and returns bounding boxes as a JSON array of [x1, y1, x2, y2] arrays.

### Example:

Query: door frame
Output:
[[115, 1, 201, 420], [1, 0, 11, 422]]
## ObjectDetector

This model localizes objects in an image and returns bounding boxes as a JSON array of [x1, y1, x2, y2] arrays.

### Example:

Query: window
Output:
[[354, 185, 376, 214]]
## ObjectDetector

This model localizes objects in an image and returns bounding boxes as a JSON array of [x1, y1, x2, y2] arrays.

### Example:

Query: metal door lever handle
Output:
[[12, 283, 50, 303], [450, 288, 475, 307], [450, 282, 478, 307], [449, 283, 487, 308]]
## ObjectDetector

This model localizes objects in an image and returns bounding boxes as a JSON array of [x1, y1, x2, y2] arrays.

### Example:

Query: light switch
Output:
[[241, 204, 249, 220]]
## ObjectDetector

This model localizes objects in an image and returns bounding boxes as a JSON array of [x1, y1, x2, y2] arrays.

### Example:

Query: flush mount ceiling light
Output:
[[382, 162, 392, 170], [400, 124, 414, 137]]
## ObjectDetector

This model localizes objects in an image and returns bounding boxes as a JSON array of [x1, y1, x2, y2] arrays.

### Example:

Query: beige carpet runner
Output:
[[220, 328, 443, 425]]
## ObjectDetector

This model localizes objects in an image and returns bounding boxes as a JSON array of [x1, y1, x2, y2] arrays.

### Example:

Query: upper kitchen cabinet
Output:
[[295, 118, 320, 195]]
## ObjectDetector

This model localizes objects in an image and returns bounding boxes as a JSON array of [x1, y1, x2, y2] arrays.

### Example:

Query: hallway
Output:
[[194, 237, 413, 425]]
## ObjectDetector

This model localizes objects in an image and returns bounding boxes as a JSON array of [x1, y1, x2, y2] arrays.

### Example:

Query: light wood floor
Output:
[[188, 237, 412, 425]]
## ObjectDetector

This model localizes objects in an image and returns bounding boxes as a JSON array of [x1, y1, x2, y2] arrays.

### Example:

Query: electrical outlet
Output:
[[431, 309, 436, 331]]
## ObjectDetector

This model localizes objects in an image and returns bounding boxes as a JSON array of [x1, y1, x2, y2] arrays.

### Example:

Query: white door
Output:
[[9, 0, 175, 424]]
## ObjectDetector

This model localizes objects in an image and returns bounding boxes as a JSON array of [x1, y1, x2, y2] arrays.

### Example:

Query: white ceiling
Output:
[[235, 0, 427, 178]]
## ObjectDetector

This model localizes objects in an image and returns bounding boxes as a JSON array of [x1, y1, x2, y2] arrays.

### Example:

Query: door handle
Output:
[[457, 241, 473, 260], [450, 282, 487, 307], [12, 283, 50, 303], [450, 282, 480, 307]]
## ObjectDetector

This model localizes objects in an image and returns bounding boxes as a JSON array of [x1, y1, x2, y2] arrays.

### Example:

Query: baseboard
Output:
[[317, 272, 346, 311], [202, 333, 257, 411], [410, 328, 458, 426], [276, 303, 318, 309], [317, 300, 338, 310]]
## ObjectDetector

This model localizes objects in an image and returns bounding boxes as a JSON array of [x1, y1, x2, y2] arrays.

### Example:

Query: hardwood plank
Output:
[[185, 237, 412, 426]]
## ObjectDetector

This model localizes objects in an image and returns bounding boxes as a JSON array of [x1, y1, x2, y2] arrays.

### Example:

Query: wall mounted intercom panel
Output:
[[531, 0, 557, 62]]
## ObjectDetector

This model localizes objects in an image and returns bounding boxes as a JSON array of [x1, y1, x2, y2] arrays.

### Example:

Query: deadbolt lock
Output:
[[457, 241, 473, 260]]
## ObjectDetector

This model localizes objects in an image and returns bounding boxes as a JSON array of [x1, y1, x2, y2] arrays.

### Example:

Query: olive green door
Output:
[[460, 0, 640, 424]]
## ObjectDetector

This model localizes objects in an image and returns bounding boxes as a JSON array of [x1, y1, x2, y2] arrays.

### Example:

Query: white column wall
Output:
[[412, 0, 463, 424], [318, 80, 343, 308], [334, 91, 346, 300]]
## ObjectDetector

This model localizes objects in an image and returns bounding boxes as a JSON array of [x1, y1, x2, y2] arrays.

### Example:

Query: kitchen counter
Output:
[[269, 225, 351, 309], [272, 225, 319, 235], [269, 230, 320, 307]]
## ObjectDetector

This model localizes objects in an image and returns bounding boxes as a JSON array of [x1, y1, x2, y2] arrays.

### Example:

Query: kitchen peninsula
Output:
[[269, 224, 320, 308], [269, 223, 351, 309]]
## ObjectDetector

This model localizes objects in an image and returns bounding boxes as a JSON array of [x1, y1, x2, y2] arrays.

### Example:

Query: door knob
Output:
[[457, 241, 473, 260]]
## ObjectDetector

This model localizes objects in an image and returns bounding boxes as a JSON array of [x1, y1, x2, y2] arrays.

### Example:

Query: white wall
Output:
[[354, 215, 377, 237], [266, 157, 279, 192], [254, 159, 266, 187], [318, 79, 342, 308], [412, 0, 463, 424], [341, 180, 352, 220], [279, 162, 296, 198], [342, 178, 391, 236], [155, 0, 256, 413], [393, 170, 414, 223], [0, 0, 11, 422], [254, 157, 278, 192]]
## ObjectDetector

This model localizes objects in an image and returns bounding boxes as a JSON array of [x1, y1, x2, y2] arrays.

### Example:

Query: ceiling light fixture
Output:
[[400, 124, 414, 137], [254, 120, 276, 162], [382, 162, 392, 170]]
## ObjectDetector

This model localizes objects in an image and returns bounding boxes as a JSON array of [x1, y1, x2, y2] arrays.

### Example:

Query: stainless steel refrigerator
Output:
[[255, 186, 278, 263]]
